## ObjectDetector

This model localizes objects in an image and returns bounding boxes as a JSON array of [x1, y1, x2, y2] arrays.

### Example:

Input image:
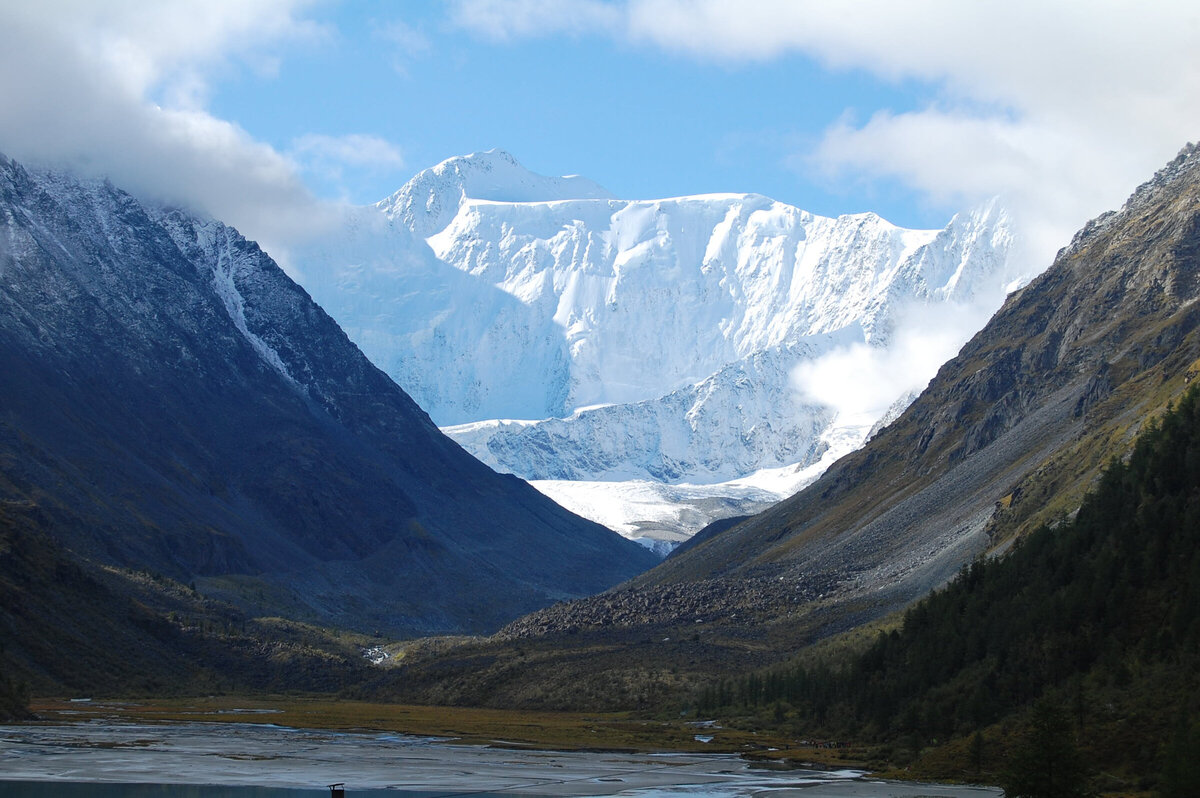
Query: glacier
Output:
[[292, 150, 1020, 550]]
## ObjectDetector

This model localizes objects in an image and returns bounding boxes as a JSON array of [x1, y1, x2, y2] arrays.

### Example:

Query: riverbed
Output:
[[0, 719, 1001, 797]]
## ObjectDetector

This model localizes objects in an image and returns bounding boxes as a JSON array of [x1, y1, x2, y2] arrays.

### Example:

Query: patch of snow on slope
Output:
[[153, 210, 301, 388], [443, 339, 844, 484], [202, 224, 299, 387]]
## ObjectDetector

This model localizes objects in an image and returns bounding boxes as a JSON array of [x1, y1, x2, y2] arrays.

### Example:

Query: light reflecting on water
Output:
[[0, 784, 519, 797], [0, 720, 1000, 798], [0, 785, 323, 797]]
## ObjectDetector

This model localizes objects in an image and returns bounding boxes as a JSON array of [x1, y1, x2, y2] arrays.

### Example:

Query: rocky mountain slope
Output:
[[0, 154, 656, 639], [433, 143, 1200, 678], [295, 150, 1019, 544]]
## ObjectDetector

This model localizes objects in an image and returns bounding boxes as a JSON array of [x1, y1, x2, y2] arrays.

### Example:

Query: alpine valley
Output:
[[0, 152, 656, 695], [3, 141, 1200, 795], [361, 145, 1200, 789], [293, 150, 1023, 549]]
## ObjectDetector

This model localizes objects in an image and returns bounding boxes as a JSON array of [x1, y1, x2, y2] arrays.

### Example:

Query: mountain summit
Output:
[[295, 152, 1019, 545], [378, 149, 615, 238], [0, 154, 655, 636]]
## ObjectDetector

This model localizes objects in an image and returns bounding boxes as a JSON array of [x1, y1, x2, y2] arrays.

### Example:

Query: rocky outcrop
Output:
[[495, 574, 843, 640]]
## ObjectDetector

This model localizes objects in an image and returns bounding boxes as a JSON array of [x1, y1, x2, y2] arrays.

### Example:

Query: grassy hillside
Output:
[[634, 145, 1200, 643], [697, 385, 1200, 793]]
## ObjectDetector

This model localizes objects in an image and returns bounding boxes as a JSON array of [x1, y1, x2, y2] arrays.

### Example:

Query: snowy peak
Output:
[[379, 149, 615, 237], [911, 198, 1016, 303], [289, 151, 1021, 542], [421, 188, 1014, 418], [297, 153, 1018, 429]]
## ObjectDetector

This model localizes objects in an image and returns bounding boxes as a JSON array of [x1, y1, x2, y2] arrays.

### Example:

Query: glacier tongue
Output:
[[291, 152, 1020, 548], [441, 339, 844, 484], [527, 416, 880, 549]]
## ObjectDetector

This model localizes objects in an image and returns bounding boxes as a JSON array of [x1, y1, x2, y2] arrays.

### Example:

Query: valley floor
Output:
[[0, 700, 1000, 797]]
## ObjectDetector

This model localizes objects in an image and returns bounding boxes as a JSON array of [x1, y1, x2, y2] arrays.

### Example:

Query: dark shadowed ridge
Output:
[[0, 153, 656, 640]]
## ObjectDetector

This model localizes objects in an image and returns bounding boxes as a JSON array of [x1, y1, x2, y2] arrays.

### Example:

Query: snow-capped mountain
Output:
[[445, 339, 843, 483], [425, 186, 1011, 419], [293, 150, 1019, 547], [381, 149, 614, 238]]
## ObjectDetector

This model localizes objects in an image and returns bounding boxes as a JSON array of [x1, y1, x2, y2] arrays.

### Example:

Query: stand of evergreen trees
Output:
[[696, 385, 1200, 791], [0, 678, 30, 720], [0, 645, 31, 721]]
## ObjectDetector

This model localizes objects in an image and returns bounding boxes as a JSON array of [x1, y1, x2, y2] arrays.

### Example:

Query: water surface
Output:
[[0, 720, 999, 797]]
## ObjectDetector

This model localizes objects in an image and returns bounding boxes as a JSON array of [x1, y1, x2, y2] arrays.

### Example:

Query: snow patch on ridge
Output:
[[443, 339, 843, 484], [530, 413, 883, 552], [155, 211, 300, 389], [203, 224, 299, 387]]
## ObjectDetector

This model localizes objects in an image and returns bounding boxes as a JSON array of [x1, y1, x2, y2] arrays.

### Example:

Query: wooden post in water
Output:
[[328, 783, 345, 798]]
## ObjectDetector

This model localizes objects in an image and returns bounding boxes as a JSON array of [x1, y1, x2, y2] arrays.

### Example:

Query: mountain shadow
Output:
[[0, 153, 656, 654]]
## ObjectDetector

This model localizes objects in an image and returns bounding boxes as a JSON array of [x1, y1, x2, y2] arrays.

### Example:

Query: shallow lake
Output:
[[0, 719, 1001, 797]]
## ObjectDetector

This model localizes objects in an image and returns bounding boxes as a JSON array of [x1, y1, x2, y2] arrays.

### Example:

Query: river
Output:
[[0, 719, 1001, 797]]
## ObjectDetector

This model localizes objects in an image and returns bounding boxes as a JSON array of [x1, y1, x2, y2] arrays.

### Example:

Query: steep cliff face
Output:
[[301, 152, 1017, 430], [501, 144, 1200, 645], [295, 151, 1018, 542], [0, 154, 656, 638], [423, 193, 1010, 418]]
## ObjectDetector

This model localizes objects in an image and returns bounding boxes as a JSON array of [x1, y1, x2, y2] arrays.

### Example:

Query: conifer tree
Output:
[[1159, 716, 1200, 798], [1000, 699, 1089, 798]]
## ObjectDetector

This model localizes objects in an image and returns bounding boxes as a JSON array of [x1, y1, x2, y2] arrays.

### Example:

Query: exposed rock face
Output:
[[502, 144, 1200, 641], [0, 154, 656, 637]]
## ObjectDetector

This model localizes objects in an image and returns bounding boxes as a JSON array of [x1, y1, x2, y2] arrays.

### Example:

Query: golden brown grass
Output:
[[30, 696, 801, 755]]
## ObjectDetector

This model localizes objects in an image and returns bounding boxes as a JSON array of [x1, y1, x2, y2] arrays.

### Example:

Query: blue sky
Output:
[[1, 1, 1198, 269], [207, 2, 940, 225]]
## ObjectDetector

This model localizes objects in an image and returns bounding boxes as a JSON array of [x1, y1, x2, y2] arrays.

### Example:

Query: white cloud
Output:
[[0, 1, 334, 251], [50, 0, 325, 104], [288, 133, 407, 204], [810, 110, 1119, 272], [451, 0, 622, 41], [452, 0, 1200, 271], [292, 133, 406, 170], [375, 19, 433, 75], [792, 301, 988, 425]]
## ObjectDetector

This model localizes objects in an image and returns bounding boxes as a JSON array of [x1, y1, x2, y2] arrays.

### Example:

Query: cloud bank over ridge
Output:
[[0, 1, 401, 251], [453, 0, 1200, 271], [3, 0, 1197, 286]]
